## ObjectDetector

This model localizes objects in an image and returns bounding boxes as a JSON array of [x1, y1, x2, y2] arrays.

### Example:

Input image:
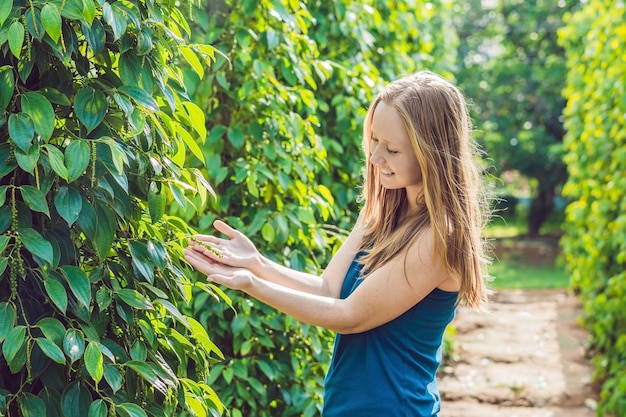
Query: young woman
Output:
[[185, 71, 491, 416]]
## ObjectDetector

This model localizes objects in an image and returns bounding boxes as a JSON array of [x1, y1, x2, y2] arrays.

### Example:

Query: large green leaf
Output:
[[117, 403, 148, 417], [74, 87, 107, 133], [65, 140, 91, 182], [19, 228, 53, 265], [82, 19, 106, 54], [0, 0, 12, 26], [36, 317, 66, 344], [40, 3, 62, 42], [21, 92, 55, 141], [84, 342, 103, 383], [0, 302, 16, 342], [103, 363, 122, 393], [93, 201, 115, 260], [102, 2, 127, 41], [20, 185, 50, 217], [8, 21, 24, 58], [44, 277, 68, 314], [18, 393, 46, 417], [61, 382, 91, 417], [0, 66, 14, 111], [36, 337, 66, 365], [43, 144, 69, 181], [59, 265, 91, 310], [2, 325, 26, 365], [148, 182, 165, 224], [63, 329, 85, 364], [54, 186, 82, 226], [88, 399, 107, 417], [116, 289, 153, 310], [15, 144, 40, 175], [8, 113, 35, 152], [117, 86, 159, 112]]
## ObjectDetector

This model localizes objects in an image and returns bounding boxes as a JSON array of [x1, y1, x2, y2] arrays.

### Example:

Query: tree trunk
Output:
[[527, 186, 555, 236]]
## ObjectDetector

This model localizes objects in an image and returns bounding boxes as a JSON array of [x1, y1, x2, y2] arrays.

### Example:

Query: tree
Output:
[[559, 1, 626, 415], [0, 0, 225, 415], [454, 0, 578, 235]]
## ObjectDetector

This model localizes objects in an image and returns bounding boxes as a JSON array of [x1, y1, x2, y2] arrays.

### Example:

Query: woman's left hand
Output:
[[184, 247, 254, 291]]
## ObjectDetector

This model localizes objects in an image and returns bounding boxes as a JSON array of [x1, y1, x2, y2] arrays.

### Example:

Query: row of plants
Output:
[[0, 0, 228, 416], [559, 0, 626, 415]]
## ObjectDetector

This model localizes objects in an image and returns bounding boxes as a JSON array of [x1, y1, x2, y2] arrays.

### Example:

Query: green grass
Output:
[[489, 260, 570, 290]]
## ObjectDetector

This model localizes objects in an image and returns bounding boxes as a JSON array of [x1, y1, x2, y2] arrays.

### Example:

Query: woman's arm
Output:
[[185, 228, 453, 334], [190, 216, 364, 298]]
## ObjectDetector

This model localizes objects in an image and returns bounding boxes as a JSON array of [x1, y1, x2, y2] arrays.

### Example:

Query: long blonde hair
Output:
[[358, 71, 491, 310]]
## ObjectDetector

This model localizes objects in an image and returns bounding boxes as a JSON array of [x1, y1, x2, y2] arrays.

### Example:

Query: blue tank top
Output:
[[322, 253, 458, 417]]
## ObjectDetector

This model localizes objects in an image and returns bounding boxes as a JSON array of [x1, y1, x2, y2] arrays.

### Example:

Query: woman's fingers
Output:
[[214, 220, 238, 239]]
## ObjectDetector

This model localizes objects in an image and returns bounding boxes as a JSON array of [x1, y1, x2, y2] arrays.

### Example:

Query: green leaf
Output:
[[128, 240, 154, 283], [36, 337, 66, 364], [227, 125, 245, 149], [60, 265, 91, 310], [116, 289, 153, 310], [0, 302, 17, 342], [0, 0, 12, 26], [84, 342, 103, 383], [65, 141, 91, 182], [44, 277, 68, 314], [54, 186, 83, 226], [82, 19, 106, 54], [0, 66, 15, 111], [178, 125, 205, 163], [15, 144, 40, 175], [40, 4, 62, 42], [63, 329, 85, 364], [88, 399, 107, 417], [36, 317, 66, 344], [43, 144, 69, 181], [2, 325, 26, 365], [39, 87, 71, 106], [117, 86, 159, 112], [8, 113, 35, 151], [61, 382, 91, 417], [19, 228, 53, 265], [20, 185, 50, 217], [148, 182, 165, 224], [82, 0, 96, 24], [125, 361, 168, 395], [0, 235, 8, 253], [103, 363, 122, 393], [180, 46, 204, 79], [18, 393, 46, 417], [261, 223, 275, 243], [117, 402, 148, 417], [92, 200, 116, 260], [21, 92, 55, 141], [8, 21, 24, 58], [74, 87, 107, 133], [102, 2, 127, 41]]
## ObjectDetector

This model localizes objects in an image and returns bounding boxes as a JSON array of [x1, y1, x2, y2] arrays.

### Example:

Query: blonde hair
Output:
[[358, 71, 491, 310]]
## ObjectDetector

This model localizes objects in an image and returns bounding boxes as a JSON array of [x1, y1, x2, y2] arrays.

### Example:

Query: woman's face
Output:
[[369, 102, 423, 196]]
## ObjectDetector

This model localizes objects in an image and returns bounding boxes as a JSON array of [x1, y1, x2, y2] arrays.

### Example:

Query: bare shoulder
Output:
[[403, 227, 460, 292]]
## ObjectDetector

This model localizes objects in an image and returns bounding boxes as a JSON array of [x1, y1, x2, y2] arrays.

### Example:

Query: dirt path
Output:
[[438, 289, 599, 417]]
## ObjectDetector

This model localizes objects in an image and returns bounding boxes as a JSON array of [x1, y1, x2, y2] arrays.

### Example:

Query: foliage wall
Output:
[[559, 1, 626, 415], [0, 0, 226, 416], [180, 1, 456, 416]]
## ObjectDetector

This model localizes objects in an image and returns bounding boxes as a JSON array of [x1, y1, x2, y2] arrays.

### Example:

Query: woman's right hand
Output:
[[189, 220, 262, 273]]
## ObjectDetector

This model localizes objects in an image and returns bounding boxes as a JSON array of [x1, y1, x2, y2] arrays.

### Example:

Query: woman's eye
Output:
[[387, 148, 398, 154]]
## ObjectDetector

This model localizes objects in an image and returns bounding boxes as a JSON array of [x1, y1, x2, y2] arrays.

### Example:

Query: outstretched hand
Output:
[[188, 220, 261, 273], [184, 247, 254, 291]]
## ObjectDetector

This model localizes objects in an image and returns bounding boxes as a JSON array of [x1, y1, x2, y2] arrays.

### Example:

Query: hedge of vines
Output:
[[0, 0, 226, 416], [559, 1, 626, 415]]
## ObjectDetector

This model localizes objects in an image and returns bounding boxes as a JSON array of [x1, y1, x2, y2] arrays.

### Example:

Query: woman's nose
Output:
[[370, 146, 384, 165]]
